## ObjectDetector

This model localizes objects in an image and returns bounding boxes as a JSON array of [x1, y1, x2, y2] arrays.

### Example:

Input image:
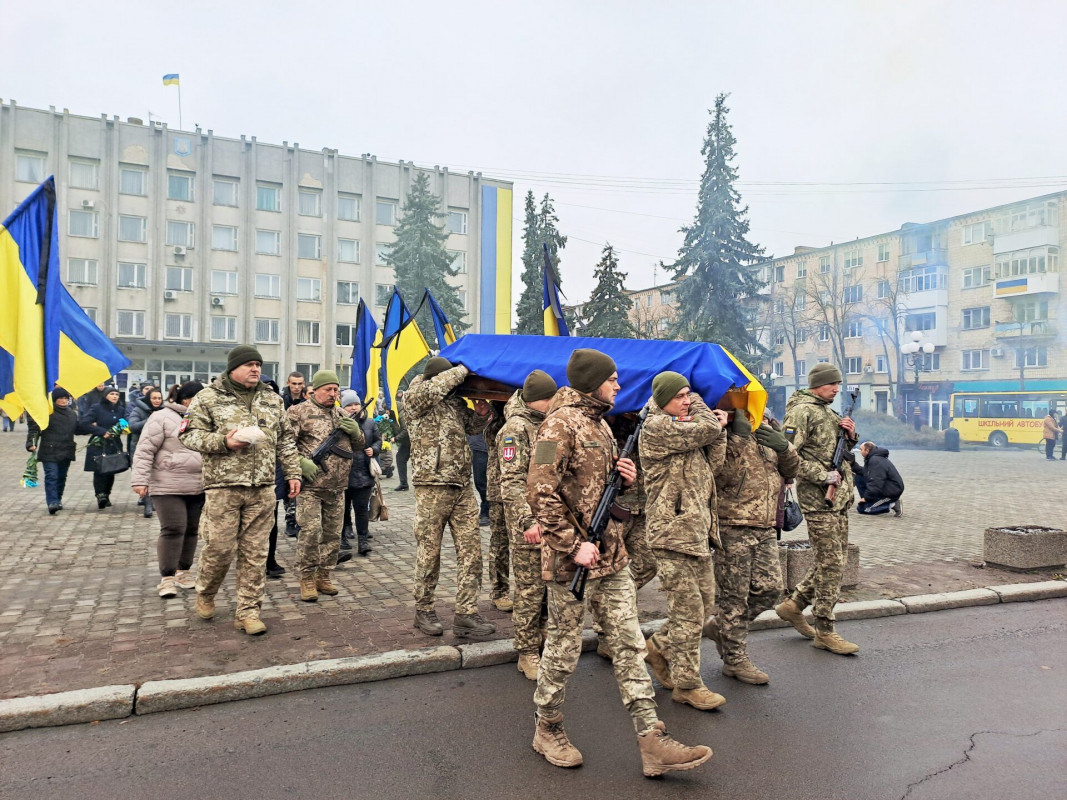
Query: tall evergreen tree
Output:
[[383, 172, 467, 349], [582, 244, 635, 338], [515, 192, 568, 334], [671, 94, 766, 365]]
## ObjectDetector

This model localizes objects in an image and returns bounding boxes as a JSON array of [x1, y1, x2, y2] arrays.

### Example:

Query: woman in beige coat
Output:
[[131, 381, 206, 598]]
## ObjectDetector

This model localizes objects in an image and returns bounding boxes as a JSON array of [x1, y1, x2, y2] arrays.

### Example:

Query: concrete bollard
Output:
[[984, 526, 1067, 571]]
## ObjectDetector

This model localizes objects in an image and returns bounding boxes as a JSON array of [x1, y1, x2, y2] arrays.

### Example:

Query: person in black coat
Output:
[[27, 387, 79, 514], [856, 441, 905, 516], [77, 383, 107, 418], [341, 390, 381, 556], [79, 386, 126, 509]]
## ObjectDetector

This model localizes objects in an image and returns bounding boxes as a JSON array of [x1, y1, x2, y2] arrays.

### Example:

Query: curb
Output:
[[2, 579, 1065, 734]]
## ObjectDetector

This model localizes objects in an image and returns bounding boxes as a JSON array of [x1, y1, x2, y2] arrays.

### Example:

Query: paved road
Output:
[[2, 601, 1064, 800]]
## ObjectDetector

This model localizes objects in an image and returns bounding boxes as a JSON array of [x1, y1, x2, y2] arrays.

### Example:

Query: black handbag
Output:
[[95, 450, 131, 475], [782, 487, 803, 532]]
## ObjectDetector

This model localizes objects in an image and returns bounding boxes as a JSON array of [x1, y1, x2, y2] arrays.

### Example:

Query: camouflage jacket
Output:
[[639, 394, 726, 557], [484, 401, 506, 502], [784, 389, 857, 513], [610, 415, 646, 515], [178, 377, 300, 490], [287, 398, 364, 494], [527, 386, 630, 582], [498, 391, 544, 548], [715, 424, 801, 527], [403, 366, 489, 487]]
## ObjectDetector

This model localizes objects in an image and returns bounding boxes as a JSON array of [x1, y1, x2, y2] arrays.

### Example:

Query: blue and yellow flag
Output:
[[162, 74, 180, 86], [379, 289, 430, 409], [542, 243, 569, 336], [424, 290, 456, 349], [351, 299, 381, 412], [0, 178, 129, 429]]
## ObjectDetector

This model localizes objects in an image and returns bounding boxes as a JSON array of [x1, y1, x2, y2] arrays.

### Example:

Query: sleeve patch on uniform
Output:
[[784, 425, 796, 442], [534, 440, 558, 464], [501, 443, 516, 462], [671, 415, 694, 422], [580, 440, 602, 448], [179, 418, 190, 433]]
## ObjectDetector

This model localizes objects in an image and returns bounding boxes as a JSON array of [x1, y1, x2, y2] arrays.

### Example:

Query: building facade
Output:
[[0, 101, 512, 391]]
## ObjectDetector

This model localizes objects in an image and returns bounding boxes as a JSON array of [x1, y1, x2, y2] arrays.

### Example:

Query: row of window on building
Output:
[[14, 151, 471, 233], [773, 346, 1049, 380]]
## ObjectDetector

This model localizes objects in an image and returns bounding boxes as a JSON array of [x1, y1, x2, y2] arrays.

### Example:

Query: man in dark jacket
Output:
[[341, 390, 382, 556], [27, 388, 79, 514], [77, 383, 108, 418], [281, 372, 307, 535], [856, 441, 904, 516]]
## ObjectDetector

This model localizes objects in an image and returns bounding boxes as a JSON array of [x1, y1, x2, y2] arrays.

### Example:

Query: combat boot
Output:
[[644, 637, 674, 689], [636, 721, 713, 777], [299, 577, 319, 602], [775, 597, 816, 639], [234, 616, 267, 635], [722, 657, 770, 685], [414, 609, 444, 636], [493, 596, 514, 612], [315, 570, 338, 596], [532, 712, 583, 768], [453, 613, 496, 638], [596, 638, 613, 660], [813, 628, 859, 655], [195, 593, 215, 620], [701, 616, 723, 658], [517, 652, 541, 681], [671, 685, 727, 711]]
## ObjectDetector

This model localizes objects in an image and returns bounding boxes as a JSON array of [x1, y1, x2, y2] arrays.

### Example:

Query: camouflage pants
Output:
[[714, 525, 782, 662], [792, 510, 849, 623], [535, 571, 657, 729], [488, 501, 510, 601], [412, 483, 483, 614], [590, 515, 656, 637], [649, 550, 715, 690], [510, 544, 546, 654], [196, 485, 275, 620], [295, 487, 346, 578]]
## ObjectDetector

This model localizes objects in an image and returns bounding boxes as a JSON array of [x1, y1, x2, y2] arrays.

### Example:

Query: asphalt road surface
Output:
[[2, 601, 1065, 800]]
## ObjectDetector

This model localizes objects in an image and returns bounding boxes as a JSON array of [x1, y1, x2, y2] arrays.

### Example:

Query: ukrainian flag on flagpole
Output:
[[424, 289, 456, 349], [0, 178, 129, 429], [162, 74, 180, 86], [542, 243, 569, 337], [350, 299, 382, 412], [378, 289, 430, 409]]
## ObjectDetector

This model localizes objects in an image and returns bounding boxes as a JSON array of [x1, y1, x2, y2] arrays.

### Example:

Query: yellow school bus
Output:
[[950, 387, 1067, 447]]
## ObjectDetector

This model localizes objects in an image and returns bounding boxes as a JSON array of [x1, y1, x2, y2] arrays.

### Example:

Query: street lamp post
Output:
[[900, 330, 935, 425]]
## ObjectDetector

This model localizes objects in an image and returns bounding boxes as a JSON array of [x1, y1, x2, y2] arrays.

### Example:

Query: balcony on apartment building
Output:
[[898, 264, 949, 310], [993, 317, 1057, 341], [994, 272, 1059, 298], [898, 247, 947, 271]]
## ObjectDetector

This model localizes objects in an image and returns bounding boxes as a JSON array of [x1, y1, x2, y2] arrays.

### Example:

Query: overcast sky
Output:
[[6, 0, 1067, 310]]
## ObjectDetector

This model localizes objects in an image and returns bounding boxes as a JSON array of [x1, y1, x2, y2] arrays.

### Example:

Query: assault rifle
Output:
[[825, 390, 859, 507], [310, 427, 356, 473], [568, 404, 649, 601]]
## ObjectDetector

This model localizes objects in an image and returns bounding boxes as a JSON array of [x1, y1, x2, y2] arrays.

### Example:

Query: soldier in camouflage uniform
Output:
[[775, 362, 860, 655], [403, 357, 495, 639], [705, 411, 800, 683], [179, 345, 301, 635], [497, 370, 557, 680], [528, 350, 712, 778], [484, 401, 511, 612], [639, 372, 728, 712], [287, 370, 365, 602]]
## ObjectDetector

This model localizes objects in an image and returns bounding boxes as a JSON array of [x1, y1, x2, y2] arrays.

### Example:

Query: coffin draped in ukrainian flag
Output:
[[439, 334, 766, 422]]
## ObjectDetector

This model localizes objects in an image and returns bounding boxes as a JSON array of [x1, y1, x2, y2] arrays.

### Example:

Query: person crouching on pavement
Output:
[[528, 350, 712, 778], [855, 441, 905, 516], [289, 371, 365, 602], [705, 409, 800, 684], [340, 390, 381, 557], [179, 345, 302, 635], [26, 387, 79, 514], [639, 371, 728, 711]]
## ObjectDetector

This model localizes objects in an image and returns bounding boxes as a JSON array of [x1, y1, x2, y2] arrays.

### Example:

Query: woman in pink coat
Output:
[[131, 381, 206, 598]]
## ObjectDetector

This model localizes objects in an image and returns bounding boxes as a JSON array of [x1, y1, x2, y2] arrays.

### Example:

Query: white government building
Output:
[[0, 100, 514, 392]]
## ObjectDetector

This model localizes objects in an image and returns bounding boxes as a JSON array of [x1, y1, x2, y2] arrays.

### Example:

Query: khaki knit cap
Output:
[[522, 370, 557, 403], [226, 344, 263, 373], [808, 362, 843, 388], [566, 349, 617, 394], [651, 370, 689, 409], [424, 356, 452, 379], [312, 369, 340, 390]]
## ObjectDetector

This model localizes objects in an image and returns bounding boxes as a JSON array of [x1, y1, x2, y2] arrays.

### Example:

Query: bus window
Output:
[[953, 396, 979, 416], [981, 398, 1019, 418], [1021, 399, 1050, 418]]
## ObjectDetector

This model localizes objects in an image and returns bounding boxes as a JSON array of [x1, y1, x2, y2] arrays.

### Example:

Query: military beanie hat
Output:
[[522, 369, 557, 403], [651, 370, 689, 409], [226, 344, 263, 373], [424, 356, 452, 379], [312, 369, 340, 390], [566, 349, 616, 395], [808, 362, 843, 388]]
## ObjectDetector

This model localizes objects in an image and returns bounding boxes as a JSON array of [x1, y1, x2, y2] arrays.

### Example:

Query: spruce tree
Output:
[[582, 244, 635, 338], [671, 94, 766, 365], [383, 172, 467, 348], [515, 192, 568, 334]]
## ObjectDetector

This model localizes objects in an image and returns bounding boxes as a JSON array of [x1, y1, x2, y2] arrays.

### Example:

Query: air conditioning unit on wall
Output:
[[163, 290, 176, 301], [991, 346, 1005, 357], [211, 296, 225, 308], [173, 245, 187, 256], [81, 199, 96, 209]]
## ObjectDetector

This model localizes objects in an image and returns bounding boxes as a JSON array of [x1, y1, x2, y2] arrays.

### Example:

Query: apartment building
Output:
[[0, 101, 513, 391]]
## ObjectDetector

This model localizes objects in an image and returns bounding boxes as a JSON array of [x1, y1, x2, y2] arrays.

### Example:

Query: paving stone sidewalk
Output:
[[0, 432, 1061, 700]]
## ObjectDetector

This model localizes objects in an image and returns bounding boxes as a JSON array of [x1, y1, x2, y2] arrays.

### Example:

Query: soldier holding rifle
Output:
[[775, 363, 860, 655], [527, 348, 711, 778]]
